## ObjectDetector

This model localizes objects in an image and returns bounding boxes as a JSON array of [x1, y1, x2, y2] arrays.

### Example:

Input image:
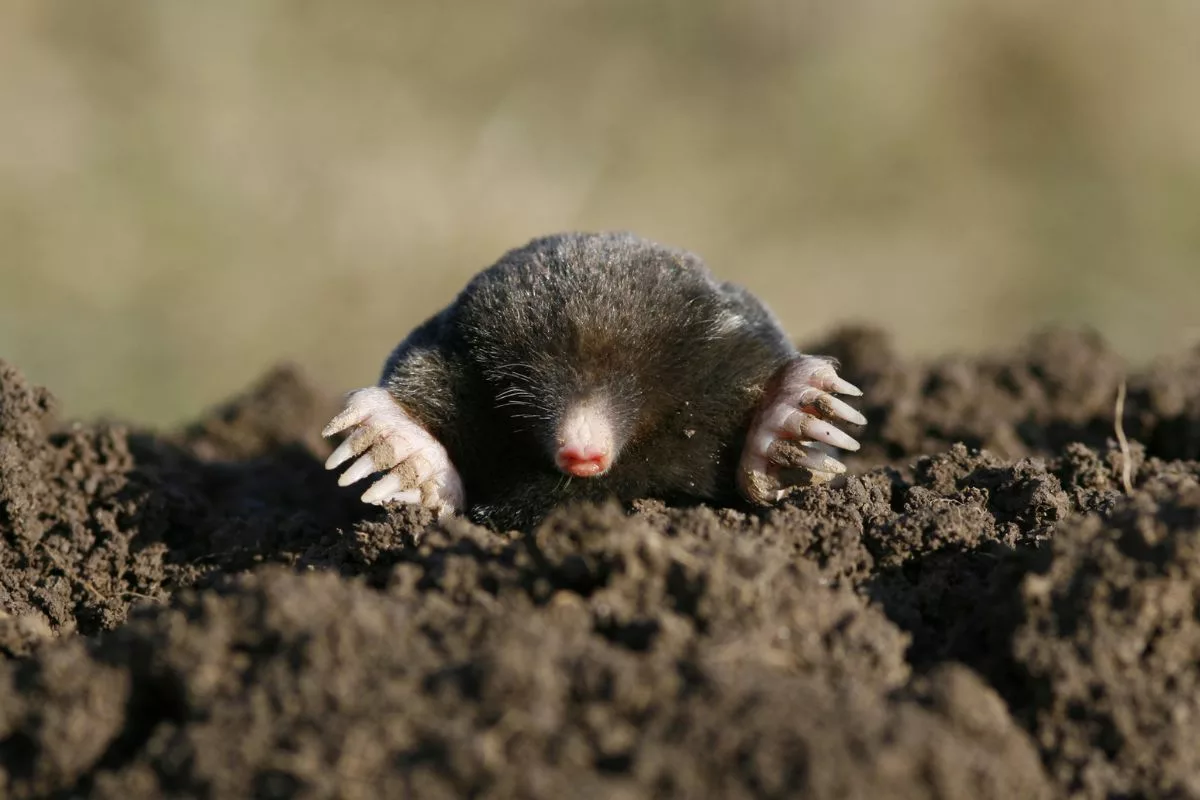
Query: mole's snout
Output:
[[554, 398, 616, 478]]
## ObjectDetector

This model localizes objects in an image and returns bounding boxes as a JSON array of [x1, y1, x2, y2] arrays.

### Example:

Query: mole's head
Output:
[[455, 232, 751, 480]]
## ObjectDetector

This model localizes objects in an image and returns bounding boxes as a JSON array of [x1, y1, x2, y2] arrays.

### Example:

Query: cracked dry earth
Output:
[[2, 326, 1199, 799]]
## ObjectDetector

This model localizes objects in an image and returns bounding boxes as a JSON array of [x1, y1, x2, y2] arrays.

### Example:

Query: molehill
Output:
[[1, 326, 1198, 799]]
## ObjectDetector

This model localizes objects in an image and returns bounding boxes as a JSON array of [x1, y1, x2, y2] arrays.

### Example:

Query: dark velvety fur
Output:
[[381, 232, 796, 529]]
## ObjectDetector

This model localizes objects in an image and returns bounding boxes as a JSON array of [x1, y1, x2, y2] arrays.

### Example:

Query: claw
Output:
[[787, 416, 860, 452], [338, 452, 380, 487], [322, 386, 466, 516], [325, 427, 372, 470], [825, 376, 863, 397], [788, 449, 846, 474], [804, 452, 847, 474], [768, 440, 847, 474], [362, 473, 413, 504], [813, 393, 868, 426], [322, 395, 373, 437], [370, 486, 423, 505], [325, 437, 357, 471]]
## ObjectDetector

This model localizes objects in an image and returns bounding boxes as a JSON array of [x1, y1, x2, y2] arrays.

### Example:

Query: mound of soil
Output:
[[1, 326, 1198, 798]]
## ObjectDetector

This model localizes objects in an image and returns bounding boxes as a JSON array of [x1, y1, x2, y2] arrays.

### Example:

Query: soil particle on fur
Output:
[[1, 326, 1199, 798]]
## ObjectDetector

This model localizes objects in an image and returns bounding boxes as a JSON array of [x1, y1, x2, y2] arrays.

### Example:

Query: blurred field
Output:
[[1, 0, 1198, 425]]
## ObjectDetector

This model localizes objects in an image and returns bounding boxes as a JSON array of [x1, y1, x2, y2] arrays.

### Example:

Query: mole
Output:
[[322, 232, 866, 529]]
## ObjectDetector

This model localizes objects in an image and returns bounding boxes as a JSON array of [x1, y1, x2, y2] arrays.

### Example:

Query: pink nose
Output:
[[555, 446, 612, 478]]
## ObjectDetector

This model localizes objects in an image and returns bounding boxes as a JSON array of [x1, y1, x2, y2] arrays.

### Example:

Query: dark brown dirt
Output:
[[2, 326, 1199, 799]]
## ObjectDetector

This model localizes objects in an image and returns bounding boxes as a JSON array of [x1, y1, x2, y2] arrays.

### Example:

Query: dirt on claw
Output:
[[2, 326, 1200, 799]]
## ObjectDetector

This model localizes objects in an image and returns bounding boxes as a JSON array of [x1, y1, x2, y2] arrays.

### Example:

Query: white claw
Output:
[[379, 488, 423, 505], [766, 439, 848, 474], [793, 450, 847, 474], [322, 386, 465, 516], [827, 377, 863, 397], [322, 402, 371, 438], [819, 394, 868, 427], [361, 472, 406, 504], [338, 452, 380, 487], [795, 417, 861, 452], [325, 433, 364, 470]]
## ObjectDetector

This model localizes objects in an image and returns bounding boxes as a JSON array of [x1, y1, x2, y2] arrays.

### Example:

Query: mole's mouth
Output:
[[553, 398, 616, 478], [555, 447, 613, 477]]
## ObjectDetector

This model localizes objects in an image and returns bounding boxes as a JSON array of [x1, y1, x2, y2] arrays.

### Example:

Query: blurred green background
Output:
[[2, 0, 1198, 425]]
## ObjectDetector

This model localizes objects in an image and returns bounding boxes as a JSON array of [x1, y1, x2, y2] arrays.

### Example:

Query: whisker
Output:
[[495, 387, 536, 402]]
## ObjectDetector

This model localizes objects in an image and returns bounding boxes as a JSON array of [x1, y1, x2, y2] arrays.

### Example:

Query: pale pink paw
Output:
[[322, 386, 465, 518], [737, 356, 867, 505]]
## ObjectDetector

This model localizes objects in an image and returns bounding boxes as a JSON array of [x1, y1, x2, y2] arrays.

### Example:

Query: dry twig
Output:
[[1114, 380, 1134, 494]]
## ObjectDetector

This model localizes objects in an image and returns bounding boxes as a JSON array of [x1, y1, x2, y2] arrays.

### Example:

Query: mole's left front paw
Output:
[[737, 355, 866, 505], [322, 386, 465, 518]]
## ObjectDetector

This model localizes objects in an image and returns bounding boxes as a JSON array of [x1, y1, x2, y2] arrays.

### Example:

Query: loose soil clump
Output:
[[2, 326, 1198, 798]]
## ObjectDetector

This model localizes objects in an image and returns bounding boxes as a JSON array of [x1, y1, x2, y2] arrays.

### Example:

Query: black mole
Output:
[[323, 231, 866, 530]]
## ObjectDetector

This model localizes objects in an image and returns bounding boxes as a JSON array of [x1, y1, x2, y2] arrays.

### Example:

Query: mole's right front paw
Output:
[[737, 355, 866, 506], [322, 386, 465, 518]]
